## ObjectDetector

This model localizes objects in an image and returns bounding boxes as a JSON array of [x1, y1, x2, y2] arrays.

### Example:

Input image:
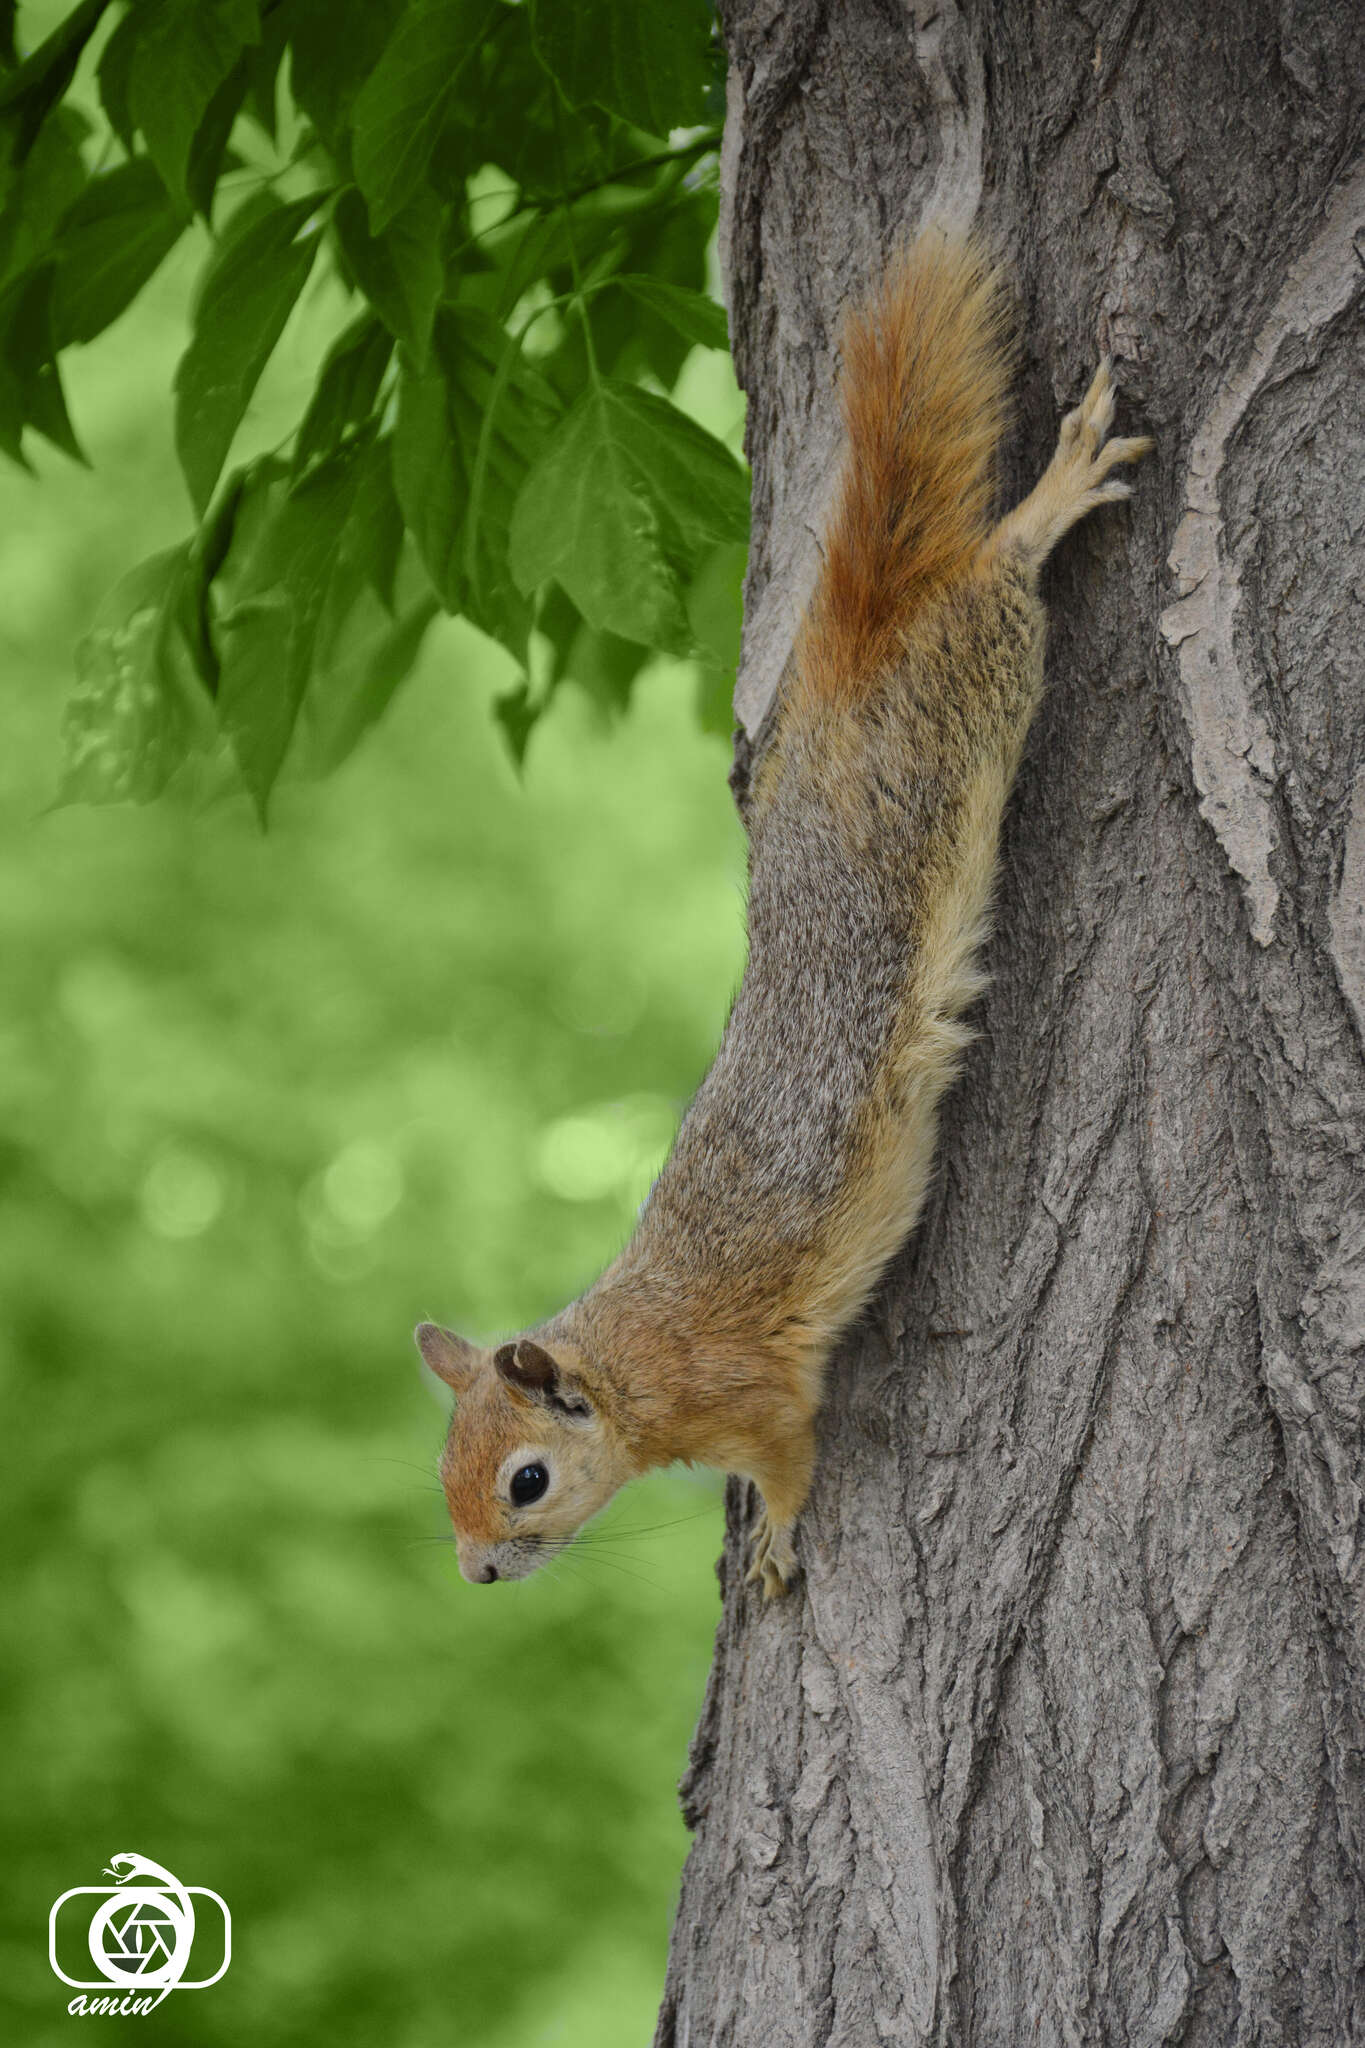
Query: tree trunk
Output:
[[657, 4, 1365, 2042]]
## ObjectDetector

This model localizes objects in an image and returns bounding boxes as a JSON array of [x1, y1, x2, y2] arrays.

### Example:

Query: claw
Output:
[[1080, 356, 1117, 445]]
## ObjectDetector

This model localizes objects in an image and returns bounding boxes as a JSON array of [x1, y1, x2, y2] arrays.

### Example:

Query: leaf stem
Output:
[[463, 291, 572, 600], [552, 93, 599, 388], [443, 132, 720, 283]]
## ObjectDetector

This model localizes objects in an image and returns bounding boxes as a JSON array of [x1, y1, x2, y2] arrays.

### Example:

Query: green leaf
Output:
[[610, 274, 728, 352], [51, 158, 186, 347], [293, 313, 393, 478], [334, 184, 442, 365], [686, 539, 746, 670], [304, 585, 439, 772], [0, 0, 107, 169], [480, 12, 619, 200], [181, 462, 250, 687], [530, 578, 581, 686], [0, 262, 81, 464], [492, 678, 537, 769], [488, 209, 566, 323], [243, 4, 289, 140], [96, 8, 137, 153], [212, 450, 364, 813], [286, 439, 429, 770], [286, 0, 405, 147], [570, 622, 649, 717], [534, 583, 648, 723], [0, 104, 88, 291], [173, 191, 323, 514], [694, 657, 736, 739], [393, 307, 558, 655], [584, 188, 716, 385], [391, 352, 448, 586], [508, 379, 748, 653], [341, 435, 404, 611], [351, 0, 499, 235], [60, 544, 213, 804], [530, 0, 713, 138], [686, 539, 745, 737], [127, 0, 260, 212], [185, 47, 251, 220]]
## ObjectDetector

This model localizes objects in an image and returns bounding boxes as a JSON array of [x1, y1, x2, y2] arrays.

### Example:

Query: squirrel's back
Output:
[[622, 235, 1036, 1388], [793, 233, 1011, 711]]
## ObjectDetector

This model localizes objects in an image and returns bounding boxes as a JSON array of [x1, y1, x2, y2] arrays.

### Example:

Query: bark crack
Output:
[[1159, 156, 1365, 947]]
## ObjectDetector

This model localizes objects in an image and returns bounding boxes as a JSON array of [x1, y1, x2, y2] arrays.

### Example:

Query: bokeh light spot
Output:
[[533, 1096, 678, 1205], [140, 1146, 224, 1239]]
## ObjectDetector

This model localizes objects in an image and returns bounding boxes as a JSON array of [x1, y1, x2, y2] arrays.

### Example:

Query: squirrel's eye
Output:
[[510, 1462, 549, 1506]]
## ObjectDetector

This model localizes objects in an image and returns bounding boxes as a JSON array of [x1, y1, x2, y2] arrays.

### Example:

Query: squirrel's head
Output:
[[415, 1321, 633, 1584]]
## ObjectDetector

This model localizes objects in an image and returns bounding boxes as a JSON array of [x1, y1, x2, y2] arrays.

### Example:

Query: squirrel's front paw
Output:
[[747, 1509, 798, 1599], [1050, 358, 1154, 515], [994, 358, 1152, 571]]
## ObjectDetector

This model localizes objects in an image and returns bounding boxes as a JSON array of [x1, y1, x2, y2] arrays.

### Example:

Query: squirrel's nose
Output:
[[477, 1564, 499, 1584]]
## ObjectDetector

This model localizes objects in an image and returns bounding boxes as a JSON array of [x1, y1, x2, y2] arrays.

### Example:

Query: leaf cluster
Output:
[[0, 0, 745, 813]]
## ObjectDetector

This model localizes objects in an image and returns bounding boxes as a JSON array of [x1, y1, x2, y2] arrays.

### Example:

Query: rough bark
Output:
[[658, 4, 1365, 2043]]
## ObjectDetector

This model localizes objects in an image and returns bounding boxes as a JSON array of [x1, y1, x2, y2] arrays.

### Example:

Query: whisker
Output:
[[576, 1504, 722, 1542], [560, 1540, 662, 1591]]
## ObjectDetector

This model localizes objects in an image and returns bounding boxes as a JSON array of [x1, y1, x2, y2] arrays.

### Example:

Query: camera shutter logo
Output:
[[49, 1852, 231, 2015]]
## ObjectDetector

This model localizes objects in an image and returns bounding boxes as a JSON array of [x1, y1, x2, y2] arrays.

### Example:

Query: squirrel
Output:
[[415, 230, 1151, 1597]]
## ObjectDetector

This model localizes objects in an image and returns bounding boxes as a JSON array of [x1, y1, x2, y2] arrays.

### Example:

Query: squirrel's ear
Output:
[[415, 1323, 479, 1395], [493, 1339, 595, 1421]]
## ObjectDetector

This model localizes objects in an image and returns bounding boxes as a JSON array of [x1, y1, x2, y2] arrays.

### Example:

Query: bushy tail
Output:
[[794, 232, 1011, 708]]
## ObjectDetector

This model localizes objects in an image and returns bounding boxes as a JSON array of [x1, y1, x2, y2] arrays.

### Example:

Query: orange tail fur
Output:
[[795, 232, 1011, 707]]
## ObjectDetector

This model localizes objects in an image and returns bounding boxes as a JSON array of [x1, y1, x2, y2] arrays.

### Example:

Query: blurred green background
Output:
[[0, 180, 747, 2043]]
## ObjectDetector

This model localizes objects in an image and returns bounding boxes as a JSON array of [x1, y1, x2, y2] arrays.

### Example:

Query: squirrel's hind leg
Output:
[[745, 1423, 816, 1599], [989, 359, 1152, 575]]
